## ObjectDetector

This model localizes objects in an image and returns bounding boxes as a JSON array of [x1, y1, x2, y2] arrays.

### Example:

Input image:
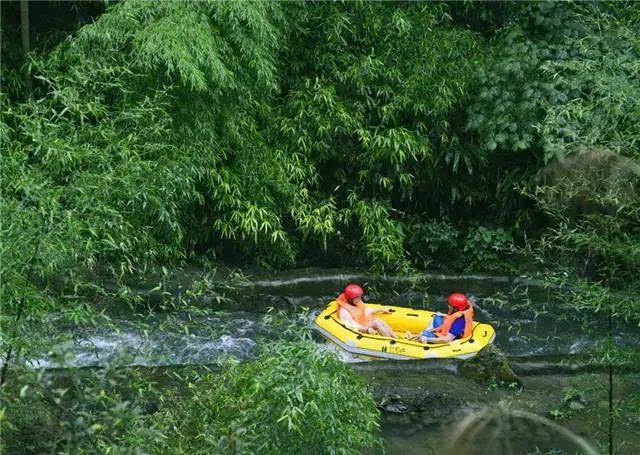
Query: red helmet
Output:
[[343, 284, 364, 301], [448, 293, 469, 310]]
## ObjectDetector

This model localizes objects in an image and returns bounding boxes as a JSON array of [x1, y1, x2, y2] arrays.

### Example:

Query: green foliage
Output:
[[550, 275, 639, 325], [150, 340, 381, 454], [466, 3, 640, 163], [347, 196, 408, 271], [1, 366, 154, 454], [1, 0, 300, 325], [463, 226, 515, 272], [1, 339, 381, 454], [1, 1, 312, 408], [404, 219, 460, 269], [3, 1, 639, 284], [6, 0, 637, 285], [522, 150, 640, 309], [0, 375, 59, 454], [277, 2, 483, 263], [514, 146, 640, 325]]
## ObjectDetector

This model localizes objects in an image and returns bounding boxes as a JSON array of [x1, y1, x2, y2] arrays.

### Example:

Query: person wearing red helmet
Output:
[[409, 293, 474, 343], [335, 284, 397, 338]]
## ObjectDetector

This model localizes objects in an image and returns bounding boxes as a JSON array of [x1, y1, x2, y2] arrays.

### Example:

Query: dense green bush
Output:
[[277, 2, 484, 265], [466, 3, 640, 163], [403, 219, 460, 269], [1, 1, 308, 371], [1, 339, 381, 454], [520, 147, 640, 322], [533, 152, 639, 274], [148, 340, 381, 454], [463, 226, 516, 273]]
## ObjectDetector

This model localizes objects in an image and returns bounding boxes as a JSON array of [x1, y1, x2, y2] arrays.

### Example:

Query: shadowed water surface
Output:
[[19, 269, 640, 453], [26, 269, 638, 367]]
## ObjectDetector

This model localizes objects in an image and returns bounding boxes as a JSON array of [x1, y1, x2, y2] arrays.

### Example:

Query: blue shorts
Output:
[[420, 315, 445, 339]]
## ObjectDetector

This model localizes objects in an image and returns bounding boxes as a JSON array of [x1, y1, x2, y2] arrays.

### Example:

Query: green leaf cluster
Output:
[[151, 340, 381, 454], [1, 339, 381, 454], [466, 3, 640, 163]]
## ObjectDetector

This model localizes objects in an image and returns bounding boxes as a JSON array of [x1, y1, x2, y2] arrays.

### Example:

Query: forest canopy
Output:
[[2, 0, 639, 339]]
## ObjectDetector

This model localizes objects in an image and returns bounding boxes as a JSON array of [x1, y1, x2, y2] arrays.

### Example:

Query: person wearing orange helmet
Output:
[[335, 284, 397, 338], [410, 293, 474, 343]]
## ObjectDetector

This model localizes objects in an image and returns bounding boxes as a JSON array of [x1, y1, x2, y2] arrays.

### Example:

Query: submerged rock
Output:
[[353, 345, 520, 414], [357, 363, 472, 416], [457, 344, 520, 386], [380, 395, 409, 414]]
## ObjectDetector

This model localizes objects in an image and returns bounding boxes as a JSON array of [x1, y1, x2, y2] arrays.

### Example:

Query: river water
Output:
[[21, 269, 640, 453]]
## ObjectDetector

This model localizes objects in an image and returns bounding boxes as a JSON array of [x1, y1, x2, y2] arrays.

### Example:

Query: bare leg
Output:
[[371, 319, 397, 338], [425, 333, 455, 344]]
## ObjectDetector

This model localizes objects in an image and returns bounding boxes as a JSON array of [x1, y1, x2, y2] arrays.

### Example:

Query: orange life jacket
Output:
[[335, 293, 370, 326], [435, 305, 474, 339]]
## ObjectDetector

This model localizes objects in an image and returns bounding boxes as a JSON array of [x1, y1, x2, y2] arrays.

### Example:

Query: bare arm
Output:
[[364, 306, 392, 317]]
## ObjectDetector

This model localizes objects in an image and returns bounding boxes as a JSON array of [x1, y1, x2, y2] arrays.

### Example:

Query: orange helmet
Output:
[[343, 284, 364, 301], [447, 293, 469, 310]]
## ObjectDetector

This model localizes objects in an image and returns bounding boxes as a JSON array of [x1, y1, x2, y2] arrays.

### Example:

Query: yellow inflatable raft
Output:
[[314, 301, 495, 360]]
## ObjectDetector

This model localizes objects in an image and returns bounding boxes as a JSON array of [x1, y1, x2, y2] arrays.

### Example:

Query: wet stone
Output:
[[568, 400, 586, 411], [457, 344, 521, 386], [383, 402, 408, 414]]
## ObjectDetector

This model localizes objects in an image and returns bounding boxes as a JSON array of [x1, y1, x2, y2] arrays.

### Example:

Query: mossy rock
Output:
[[458, 344, 520, 386]]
